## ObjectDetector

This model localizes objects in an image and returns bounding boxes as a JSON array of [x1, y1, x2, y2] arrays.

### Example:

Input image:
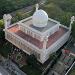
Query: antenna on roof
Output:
[[36, 4, 39, 11], [69, 16, 75, 31]]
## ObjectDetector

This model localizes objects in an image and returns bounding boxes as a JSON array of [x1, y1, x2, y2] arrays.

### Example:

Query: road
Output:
[[10, 5, 34, 16], [10, 0, 46, 17]]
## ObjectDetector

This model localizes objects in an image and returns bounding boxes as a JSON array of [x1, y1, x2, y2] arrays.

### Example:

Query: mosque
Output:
[[3, 4, 72, 63]]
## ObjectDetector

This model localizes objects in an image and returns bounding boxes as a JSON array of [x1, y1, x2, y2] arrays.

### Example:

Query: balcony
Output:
[[5, 30, 34, 55], [5, 24, 70, 56]]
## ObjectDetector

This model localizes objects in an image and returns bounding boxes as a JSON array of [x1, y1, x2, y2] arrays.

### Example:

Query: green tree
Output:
[[27, 55, 37, 66], [0, 19, 4, 28], [72, 22, 75, 38], [59, 12, 72, 26], [0, 19, 4, 39], [42, 3, 64, 20], [12, 12, 31, 23]]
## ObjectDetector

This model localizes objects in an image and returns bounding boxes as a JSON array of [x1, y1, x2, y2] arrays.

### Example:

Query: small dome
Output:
[[32, 9, 48, 27]]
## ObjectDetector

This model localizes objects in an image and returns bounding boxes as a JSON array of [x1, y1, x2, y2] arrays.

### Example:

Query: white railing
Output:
[[65, 61, 75, 75], [20, 24, 43, 41], [43, 30, 71, 62], [19, 16, 61, 41], [5, 31, 32, 55], [5, 30, 42, 55]]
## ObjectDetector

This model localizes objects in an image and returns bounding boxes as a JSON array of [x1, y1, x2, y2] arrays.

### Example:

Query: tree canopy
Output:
[[43, 0, 75, 38], [0, 0, 37, 18]]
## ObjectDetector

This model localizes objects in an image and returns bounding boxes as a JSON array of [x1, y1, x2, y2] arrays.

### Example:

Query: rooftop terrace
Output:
[[8, 25, 68, 49], [22, 18, 58, 32]]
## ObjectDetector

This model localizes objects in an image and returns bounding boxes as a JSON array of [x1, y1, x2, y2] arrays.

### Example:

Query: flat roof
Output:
[[8, 25, 68, 49], [22, 18, 57, 32]]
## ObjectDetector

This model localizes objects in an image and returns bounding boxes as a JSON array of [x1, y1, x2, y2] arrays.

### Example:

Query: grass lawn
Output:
[[70, 71, 75, 75], [21, 65, 42, 75]]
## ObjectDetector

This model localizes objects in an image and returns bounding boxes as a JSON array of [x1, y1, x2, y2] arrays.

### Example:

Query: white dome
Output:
[[32, 9, 48, 27]]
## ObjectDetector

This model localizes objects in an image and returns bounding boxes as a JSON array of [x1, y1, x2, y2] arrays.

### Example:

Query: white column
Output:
[[25, 29, 27, 34], [41, 37, 48, 63], [16, 23, 20, 30], [3, 14, 7, 29], [43, 36, 48, 49]]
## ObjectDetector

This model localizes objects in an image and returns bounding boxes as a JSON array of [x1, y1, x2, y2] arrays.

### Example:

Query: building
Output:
[[3, 4, 71, 64], [0, 65, 10, 75], [0, 59, 27, 75]]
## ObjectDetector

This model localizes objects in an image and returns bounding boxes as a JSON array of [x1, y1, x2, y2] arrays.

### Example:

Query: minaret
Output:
[[69, 16, 75, 31], [3, 14, 12, 29]]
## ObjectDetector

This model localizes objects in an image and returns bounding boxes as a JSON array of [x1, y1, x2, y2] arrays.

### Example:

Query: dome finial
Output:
[[36, 4, 39, 11]]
